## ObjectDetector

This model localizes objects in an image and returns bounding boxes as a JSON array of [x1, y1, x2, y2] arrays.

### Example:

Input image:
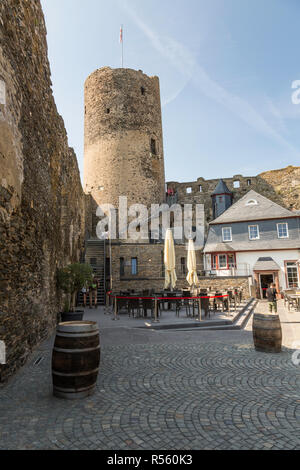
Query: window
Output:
[[90, 257, 97, 266], [218, 254, 227, 268], [199, 185, 203, 192], [247, 179, 251, 186], [222, 227, 232, 242], [212, 254, 217, 269], [286, 262, 299, 288], [233, 180, 240, 188], [106, 108, 110, 114], [161, 251, 165, 277], [131, 257, 138, 275], [248, 225, 259, 240], [151, 138, 157, 155], [141, 86, 145, 95], [186, 187, 192, 194], [228, 254, 235, 268], [120, 257, 125, 276], [211, 253, 236, 270], [180, 257, 186, 275], [277, 223, 289, 239]]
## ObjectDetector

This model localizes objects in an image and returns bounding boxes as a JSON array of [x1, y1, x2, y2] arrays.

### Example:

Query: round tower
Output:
[[84, 67, 165, 208]]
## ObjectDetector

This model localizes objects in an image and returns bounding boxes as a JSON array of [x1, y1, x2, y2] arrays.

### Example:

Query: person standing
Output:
[[81, 285, 88, 308], [266, 283, 278, 313], [89, 276, 98, 309]]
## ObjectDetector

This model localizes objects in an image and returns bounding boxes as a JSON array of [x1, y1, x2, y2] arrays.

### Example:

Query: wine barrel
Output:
[[52, 321, 100, 399], [252, 313, 282, 353]]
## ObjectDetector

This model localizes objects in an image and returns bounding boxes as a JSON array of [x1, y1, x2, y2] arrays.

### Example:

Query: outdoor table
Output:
[[289, 295, 300, 311]]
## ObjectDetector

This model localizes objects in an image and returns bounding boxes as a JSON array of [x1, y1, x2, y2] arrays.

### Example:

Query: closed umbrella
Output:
[[186, 239, 199, 287], [164, 228, 177, 290]]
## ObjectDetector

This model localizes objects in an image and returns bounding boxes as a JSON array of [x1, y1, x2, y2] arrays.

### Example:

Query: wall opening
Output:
[[120, 257, 125, 276], [233, 180, 240, 188], [141, 87, 145, 95], [151, 138, 157, 155]]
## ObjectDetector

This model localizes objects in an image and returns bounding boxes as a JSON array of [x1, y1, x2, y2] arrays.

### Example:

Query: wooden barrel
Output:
[[252, 313, 282, 353], [52, 321, 100, 399]]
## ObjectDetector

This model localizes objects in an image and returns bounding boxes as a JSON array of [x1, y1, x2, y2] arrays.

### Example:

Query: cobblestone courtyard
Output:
[[0, 301, 300, 450]]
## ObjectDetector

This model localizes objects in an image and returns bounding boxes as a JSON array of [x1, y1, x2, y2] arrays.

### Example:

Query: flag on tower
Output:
[[119, 26, 123, 43]]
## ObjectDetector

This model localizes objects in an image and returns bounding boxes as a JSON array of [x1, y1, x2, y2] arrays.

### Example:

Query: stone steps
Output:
[[136, 298, 257, 331]]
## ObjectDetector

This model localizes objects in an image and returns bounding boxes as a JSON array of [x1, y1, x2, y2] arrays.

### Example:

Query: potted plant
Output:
[[57, 263, 93, 322]]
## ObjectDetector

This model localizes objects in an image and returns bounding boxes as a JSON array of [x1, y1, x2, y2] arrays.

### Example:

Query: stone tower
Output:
[[84, 67, 166, 209], [211, 179, 233, 219]]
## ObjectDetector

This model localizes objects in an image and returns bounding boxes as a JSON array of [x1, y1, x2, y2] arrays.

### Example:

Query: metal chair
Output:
[[142, 298, 155, 318], [117, 297, 129, 315], [128, 298, 142, 318]]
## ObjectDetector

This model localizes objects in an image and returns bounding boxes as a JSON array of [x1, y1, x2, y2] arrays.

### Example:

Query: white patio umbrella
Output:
[[186, 239, 199, 287], [164, 228, 177, 290]]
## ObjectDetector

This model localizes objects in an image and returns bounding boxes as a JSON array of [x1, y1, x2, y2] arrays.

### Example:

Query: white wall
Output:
[[237, 250, 300, 289]]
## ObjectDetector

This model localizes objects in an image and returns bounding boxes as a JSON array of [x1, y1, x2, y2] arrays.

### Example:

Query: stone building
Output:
[[0, 0, 300, 382], [84, 67, 165, 209], [82, 67, 300, 298], [204, 190, 300, 296]]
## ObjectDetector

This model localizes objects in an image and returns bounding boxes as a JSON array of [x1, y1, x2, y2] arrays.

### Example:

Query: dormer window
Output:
[[246, 199, 258, 206]]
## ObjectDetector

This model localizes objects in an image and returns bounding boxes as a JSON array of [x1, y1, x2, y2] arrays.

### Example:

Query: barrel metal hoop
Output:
[[52, 367, 99, 377], [56, 332, 99, 338], [53, 345, 100, 354], [53, 384, 97, 393]]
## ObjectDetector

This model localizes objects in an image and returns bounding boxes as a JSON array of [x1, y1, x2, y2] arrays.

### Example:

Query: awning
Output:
[[253, 257, 280, 271]]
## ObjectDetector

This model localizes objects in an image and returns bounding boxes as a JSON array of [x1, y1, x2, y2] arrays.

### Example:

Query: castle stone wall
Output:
[[168, 166, 300, 226], [0, 0, 85, 383]]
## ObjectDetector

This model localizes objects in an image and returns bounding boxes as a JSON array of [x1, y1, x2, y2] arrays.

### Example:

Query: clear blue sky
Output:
[[41, 0, 300, 183]]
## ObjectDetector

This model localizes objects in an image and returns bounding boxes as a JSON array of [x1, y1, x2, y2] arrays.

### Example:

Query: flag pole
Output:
[[120, 24, 124, 68]]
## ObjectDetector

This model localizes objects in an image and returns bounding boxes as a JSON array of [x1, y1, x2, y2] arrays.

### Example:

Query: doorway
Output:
[[260, 273, 274, 298]]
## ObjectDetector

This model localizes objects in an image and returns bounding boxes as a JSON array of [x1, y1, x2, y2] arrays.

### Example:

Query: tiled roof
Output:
[[253, 257, 280, 271], [204, 238, 300, 253], [210, 190, 296, 224]]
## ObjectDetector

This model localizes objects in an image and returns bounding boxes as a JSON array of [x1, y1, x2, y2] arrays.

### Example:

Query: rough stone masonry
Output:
[[0, 0, 85, 382], [0, 0, 300, 384]]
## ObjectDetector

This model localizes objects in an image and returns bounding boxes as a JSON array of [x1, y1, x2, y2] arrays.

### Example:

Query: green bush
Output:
[[57, 263, 93, 312]]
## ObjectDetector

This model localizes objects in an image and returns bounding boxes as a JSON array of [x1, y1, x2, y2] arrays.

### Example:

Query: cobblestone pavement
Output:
[[1, 335, 300, 450]]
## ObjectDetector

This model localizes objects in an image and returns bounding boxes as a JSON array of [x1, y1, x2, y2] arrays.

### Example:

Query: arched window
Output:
[[246, 199, 258, 206]]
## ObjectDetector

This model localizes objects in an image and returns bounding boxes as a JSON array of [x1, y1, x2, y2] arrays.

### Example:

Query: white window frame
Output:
[[248, 224, 260, 240], [277, 222, 289, 239], [218, 254, 227, 269], [286, 262, 299, 288], [222, 227, 232, 242]]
